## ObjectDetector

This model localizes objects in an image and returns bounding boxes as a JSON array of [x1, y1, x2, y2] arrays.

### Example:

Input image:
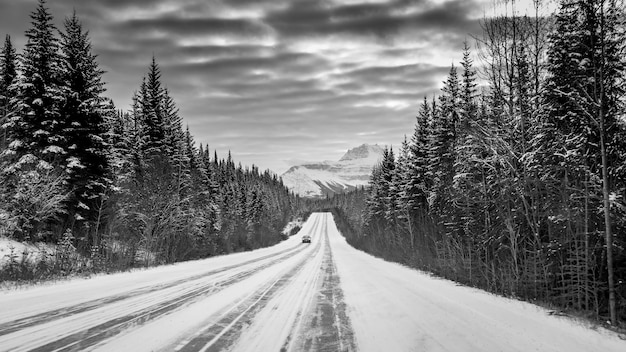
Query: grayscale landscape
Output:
[[0, 0, 625, 351]]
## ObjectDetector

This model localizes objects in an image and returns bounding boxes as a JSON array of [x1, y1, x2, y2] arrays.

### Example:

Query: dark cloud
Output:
[[90, 0, 164, 8], [0, 0, 495, 172], [169, 51, 326, 75], [265, 0, 481, 40], [114, 16, 270, 38], [176, 44, 271, 58]]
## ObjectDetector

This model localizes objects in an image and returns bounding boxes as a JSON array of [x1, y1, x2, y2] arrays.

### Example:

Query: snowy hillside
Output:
[[281, 144, 383, 197]]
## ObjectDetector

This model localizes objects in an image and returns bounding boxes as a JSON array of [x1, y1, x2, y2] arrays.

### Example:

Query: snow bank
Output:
[[0, 237, 56, 268], [325, 214, 626, 352], [281, 218, 304, 237]]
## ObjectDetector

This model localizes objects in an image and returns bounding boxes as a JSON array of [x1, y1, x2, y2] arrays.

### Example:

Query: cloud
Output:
[[114, 16, 273, 39], [265, 0, 482, 40], [0, 0, 494, 173]]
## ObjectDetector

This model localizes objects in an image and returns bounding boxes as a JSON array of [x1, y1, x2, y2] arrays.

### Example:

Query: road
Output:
[[0, 212, 624, 351]]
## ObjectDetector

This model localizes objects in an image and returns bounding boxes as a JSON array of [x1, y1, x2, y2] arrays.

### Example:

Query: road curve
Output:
[[1, 213, 625, 352]]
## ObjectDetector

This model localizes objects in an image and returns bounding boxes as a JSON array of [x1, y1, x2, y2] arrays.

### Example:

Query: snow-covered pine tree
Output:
[[428, 65, 459, 214], [453, 43, 484, 284], [102, 106, 128, 183], [58, 11, 111, 229], [11, 0, 64, 166], [184, 126, 197, 174], [365, 155, 385, 236], [162, 88, 183, 160], [460, 42, 478, 127], [162, 89, 189, 198], [364, 146, 396, 247], [0, 34, 17, 152], [0, 0, 69, 241], [394, 136, 415, 248], [540, 0, 626, 323], [381, 146, 396, 235], [144, 56, 165, 156], [581, 0, 625, 325], [0, 35, 17, 114], [127, 87, 148, 185], [408, 96, 432, 208], [397, 96, 435, 252]]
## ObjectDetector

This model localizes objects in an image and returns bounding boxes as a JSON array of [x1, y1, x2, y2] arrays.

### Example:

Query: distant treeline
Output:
[[0, 0, 302, 277], [321, 1, 626, 325]]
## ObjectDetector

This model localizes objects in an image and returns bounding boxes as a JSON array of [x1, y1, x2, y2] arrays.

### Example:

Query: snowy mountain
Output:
[[281, 144, 384, 198]]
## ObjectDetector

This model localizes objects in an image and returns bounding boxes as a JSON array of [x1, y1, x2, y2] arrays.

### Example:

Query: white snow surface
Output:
[[0, 213, 624, 352], [328, 222, 626, 352], [282, 144, 383, 197], [281, 217, 304, 236], [0, 237, 56, 268]]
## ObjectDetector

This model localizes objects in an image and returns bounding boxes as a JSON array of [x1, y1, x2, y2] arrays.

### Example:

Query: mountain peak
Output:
[[281, 144, 384, 198], [339, 144, 383, 162]]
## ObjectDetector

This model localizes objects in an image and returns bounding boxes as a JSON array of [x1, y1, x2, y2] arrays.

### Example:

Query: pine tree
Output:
[[11, 0, 63, 166], [382, 147, 396, 230], [58, 10, 110, 226], [453, 44, 482, 279], [409, 96, 432, 208], [395, 136, 415, 248], [128, 88, 148, 185], [541, 0, 626, 323], [162, 88, 183, 159], [460, 42, 478, 127], [0, 35, 17, 113], [0, 34, 17, 151], [162, 88, 188, 196], [144, 56, 165, 155], [0, 0, 67, 241], [365, 147, 397, 247], [429, 66, 459, 212]]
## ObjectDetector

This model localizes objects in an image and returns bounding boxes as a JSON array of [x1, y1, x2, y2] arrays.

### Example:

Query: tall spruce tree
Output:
[[542, 0, 626, 323], [429, 66, 459, 213], [144, 56, 165, 155], [58, 11, 110, 227], [460, 42, 478, 126], [395, 136, 415, 248], [0, 35, 17, 114], [0, 35, 17, 151], [12, 0, 63, 165], [0, 0, 68, 241]]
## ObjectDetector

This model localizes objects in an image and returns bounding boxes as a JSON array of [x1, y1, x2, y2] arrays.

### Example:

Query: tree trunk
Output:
[[598, 1, 616, 325], [600, 107, 616, 325]]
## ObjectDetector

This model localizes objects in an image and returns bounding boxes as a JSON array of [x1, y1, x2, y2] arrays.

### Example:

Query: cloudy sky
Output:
[[0, 0, 549, 173]]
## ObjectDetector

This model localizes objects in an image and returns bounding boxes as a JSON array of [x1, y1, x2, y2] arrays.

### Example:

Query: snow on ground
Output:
[[281, 217, 305, 236], [0, 217, 324, 351], [326, 215, 626, 352], [0, 237, 56, 268], [0, 213, 624, 352]]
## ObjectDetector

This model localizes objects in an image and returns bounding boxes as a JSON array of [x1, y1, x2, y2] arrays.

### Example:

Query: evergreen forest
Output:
[[323, 0, 626, 325], [0, 1, 301, 276]]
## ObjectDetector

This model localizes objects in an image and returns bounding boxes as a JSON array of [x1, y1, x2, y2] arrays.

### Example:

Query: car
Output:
[[302, 234, 311, 243]]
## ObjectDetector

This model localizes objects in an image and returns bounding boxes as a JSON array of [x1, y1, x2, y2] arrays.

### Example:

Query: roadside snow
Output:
[[0, 218, 321, 351], [0, 237, 55, 268], [326, 215, 626, 352], [282, 217, 304, 236], [1, 214, 624, 352]]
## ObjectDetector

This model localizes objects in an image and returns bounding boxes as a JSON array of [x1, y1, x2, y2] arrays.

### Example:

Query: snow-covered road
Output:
[[0, 213, 624, 351]]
